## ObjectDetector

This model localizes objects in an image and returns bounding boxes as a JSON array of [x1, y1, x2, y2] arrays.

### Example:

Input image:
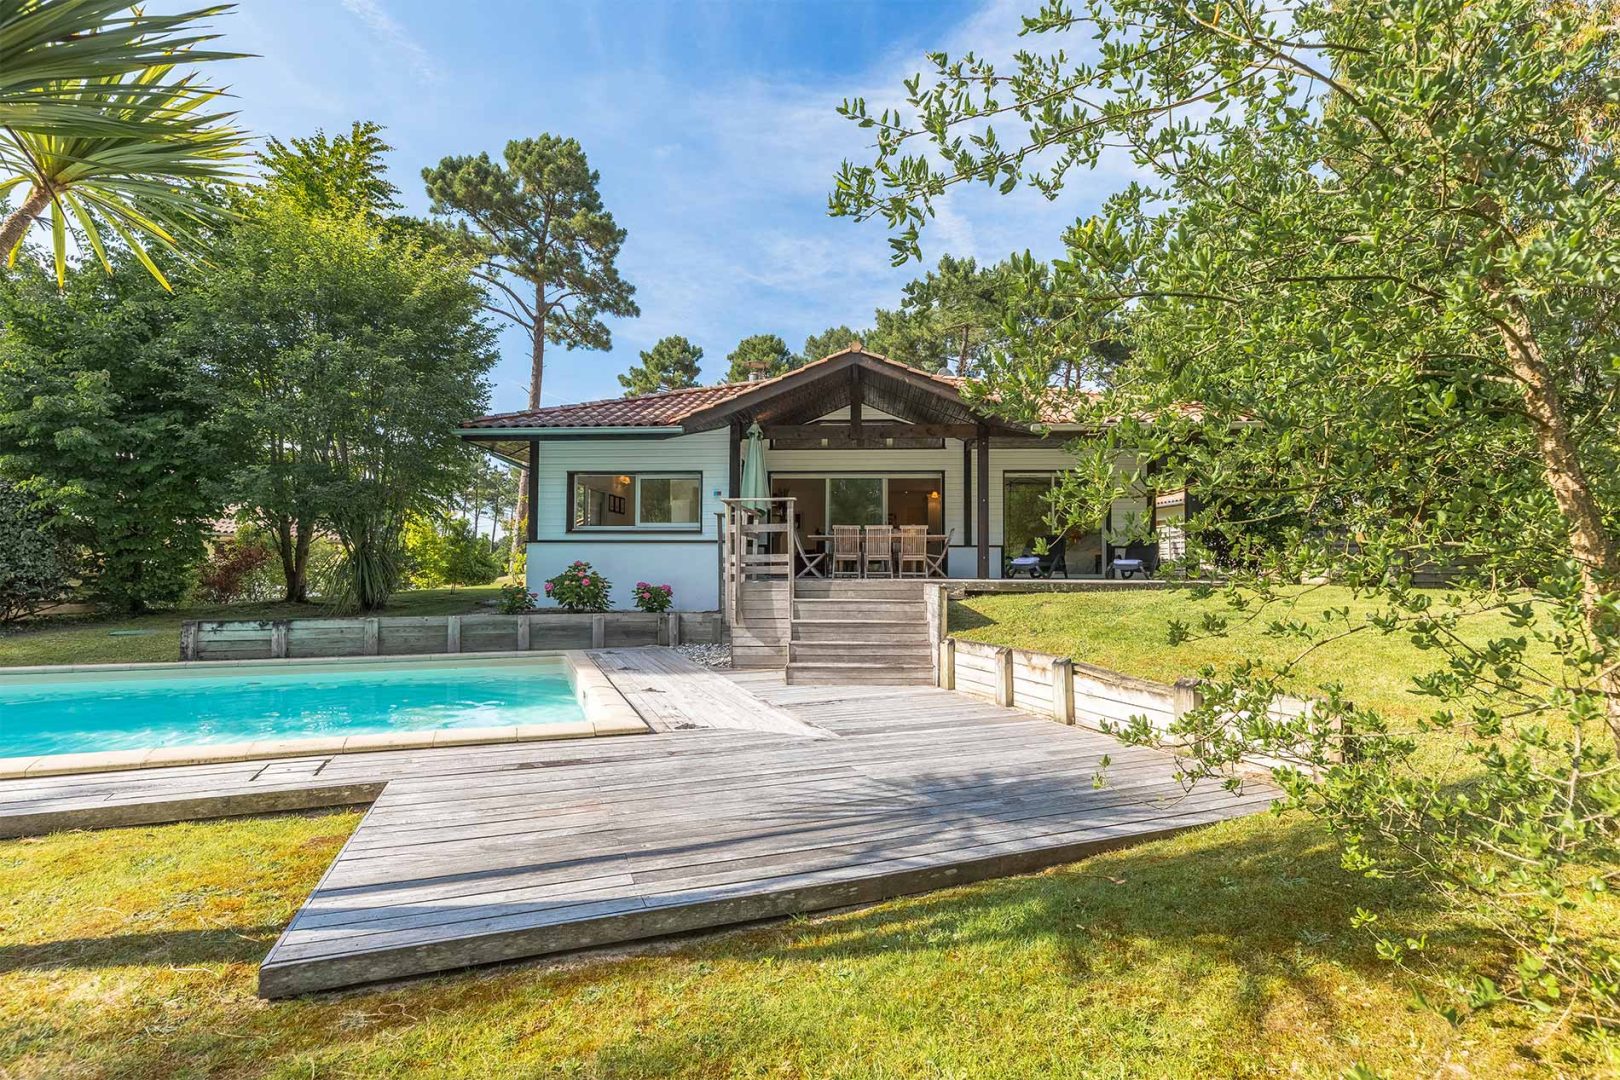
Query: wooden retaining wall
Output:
[[939, 635, 1317, 769], [180, 611, 725, 662]]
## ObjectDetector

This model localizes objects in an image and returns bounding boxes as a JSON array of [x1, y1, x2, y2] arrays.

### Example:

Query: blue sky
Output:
[[212, 0, 1106, 411]]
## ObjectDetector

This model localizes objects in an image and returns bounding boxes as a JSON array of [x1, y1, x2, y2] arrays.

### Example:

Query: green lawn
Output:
[[3, 809, 1604, 1078], [0, 585, 505, 668]]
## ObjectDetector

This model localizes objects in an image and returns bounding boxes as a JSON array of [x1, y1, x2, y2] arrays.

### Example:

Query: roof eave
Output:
[[457, 425, 689, 437]]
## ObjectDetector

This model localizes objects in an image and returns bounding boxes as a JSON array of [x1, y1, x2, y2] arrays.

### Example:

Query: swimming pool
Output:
[[0, 656, 588, 758]]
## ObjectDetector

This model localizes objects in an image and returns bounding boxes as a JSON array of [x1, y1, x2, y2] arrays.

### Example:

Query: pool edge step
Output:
[[0, 781, 388, 840]]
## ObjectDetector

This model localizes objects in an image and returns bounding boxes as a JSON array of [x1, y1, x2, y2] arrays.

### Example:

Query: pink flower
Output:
[[581, 577, 590, 586], [543, 582, 553, 593]]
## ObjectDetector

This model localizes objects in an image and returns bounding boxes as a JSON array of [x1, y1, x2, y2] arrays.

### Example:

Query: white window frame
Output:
[[570, 471, 703, 532]]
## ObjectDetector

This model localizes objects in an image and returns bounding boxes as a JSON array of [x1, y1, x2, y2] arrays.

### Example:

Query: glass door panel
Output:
[[827, 477, 883, 525]]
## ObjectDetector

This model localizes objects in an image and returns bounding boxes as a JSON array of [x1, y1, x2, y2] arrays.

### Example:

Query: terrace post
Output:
[[975, 424, 990, 578]]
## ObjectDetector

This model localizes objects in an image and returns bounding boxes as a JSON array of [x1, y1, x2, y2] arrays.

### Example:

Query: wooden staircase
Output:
[[720, 498, 939, 685], [786, 580, 934, 685]]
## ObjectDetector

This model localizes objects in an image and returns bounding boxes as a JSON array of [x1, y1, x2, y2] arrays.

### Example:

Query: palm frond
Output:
[[0, 1, 246, 137], [0, 43, 248, 286]]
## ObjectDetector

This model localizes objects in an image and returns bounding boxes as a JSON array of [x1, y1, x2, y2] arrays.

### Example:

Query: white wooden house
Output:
[[459, 346, 1183, 610]]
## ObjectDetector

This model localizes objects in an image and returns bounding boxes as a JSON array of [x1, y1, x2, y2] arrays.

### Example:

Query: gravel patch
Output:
[[675, 643, 731, 668]]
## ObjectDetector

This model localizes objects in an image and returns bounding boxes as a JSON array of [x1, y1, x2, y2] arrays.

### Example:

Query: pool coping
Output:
[[0, 650, 648, 779]]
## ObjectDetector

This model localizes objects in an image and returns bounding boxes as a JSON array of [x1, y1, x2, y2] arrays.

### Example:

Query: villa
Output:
[[459, 345, 1190, 610]]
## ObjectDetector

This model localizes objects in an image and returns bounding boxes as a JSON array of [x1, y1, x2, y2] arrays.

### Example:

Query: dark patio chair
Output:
[[1007, 534, 1070, 578]]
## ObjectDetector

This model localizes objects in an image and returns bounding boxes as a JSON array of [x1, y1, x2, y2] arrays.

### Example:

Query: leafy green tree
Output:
[[801, 325, 869, 364], [0, 255, 228, 612], [423, 135, 637, 564], [0, 478, 75, 623], [259, 121, 400, 222], [457, 451, 515, 547], [192, 128, 497, 611], [724, 333, 796, 383], [836, 0, 1620, 1031], [618, 335, 703, 395], [402, 513, 500, 589], [0, 4, 247, 286]]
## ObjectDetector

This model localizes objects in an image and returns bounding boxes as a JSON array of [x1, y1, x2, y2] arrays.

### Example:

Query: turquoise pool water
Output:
[[0, 657, 584, 757]]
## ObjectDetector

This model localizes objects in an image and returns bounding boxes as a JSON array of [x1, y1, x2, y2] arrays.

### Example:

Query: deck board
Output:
[[0, 648, 1273, 997]]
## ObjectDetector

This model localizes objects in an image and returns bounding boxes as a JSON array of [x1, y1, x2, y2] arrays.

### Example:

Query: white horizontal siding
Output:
[[526, 540, 719, 611], [532, 430, 730, 542]]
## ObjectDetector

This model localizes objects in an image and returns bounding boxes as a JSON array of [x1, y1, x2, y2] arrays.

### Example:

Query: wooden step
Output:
[[791, 599, 926, 618], [784, 661, 935, 685], [794, 580, 932, 599], [792, 619, 932, 642], [788, 641, 933, 661]]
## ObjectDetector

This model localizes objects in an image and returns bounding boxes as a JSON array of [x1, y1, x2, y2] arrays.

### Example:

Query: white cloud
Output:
[[339, 0, 443, 83]]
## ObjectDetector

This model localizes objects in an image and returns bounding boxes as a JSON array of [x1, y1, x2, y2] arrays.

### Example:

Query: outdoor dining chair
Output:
[[897, 525, 929, 578], [794, 527, 827, 578], [831, 525, 863, 578], [862, 525, 896, 578], [925, 528, 953, 578]]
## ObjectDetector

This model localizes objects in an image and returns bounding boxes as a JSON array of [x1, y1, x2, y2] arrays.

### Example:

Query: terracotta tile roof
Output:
[[460, 382, 753, 429], [459, 346, 1099, 431]]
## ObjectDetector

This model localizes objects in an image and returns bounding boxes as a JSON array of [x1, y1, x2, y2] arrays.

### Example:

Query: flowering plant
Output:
[[632, 581, 674, 613], [543, 560, 611, 612], [496, 583, 538, 614]]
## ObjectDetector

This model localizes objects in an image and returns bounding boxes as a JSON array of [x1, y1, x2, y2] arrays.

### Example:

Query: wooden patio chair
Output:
[[794, 526, 827, 578], [862, 525, 895, 578], [831, 525, 863, 578], [897, 525, 929, 578], [925, 528, 953, 578]]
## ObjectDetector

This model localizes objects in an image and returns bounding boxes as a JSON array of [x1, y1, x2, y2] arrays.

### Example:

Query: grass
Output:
[[949, 584, 1562, 729], [3, 810, 1608, 1078], [0, 585, 505, 668]]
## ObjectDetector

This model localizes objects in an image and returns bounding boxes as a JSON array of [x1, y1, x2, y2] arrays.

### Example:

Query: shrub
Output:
[[497, 582, 538, 614], [195, 533, 277, 604], [632, 581, 673, 613], [402, 514, 501, 589], [0, 482, 74, 623], [543, 560, 611, 612]]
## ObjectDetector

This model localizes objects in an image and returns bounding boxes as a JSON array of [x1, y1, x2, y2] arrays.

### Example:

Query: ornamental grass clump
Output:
[[632, 581, 673, 613], [543, 561, 610, 612]]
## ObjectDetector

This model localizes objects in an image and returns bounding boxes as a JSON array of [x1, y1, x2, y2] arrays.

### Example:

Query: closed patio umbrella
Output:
[[739, 421, 769, 513]]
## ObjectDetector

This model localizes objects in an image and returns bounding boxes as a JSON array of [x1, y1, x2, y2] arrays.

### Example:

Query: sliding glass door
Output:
[[769, 473, 943, 535]]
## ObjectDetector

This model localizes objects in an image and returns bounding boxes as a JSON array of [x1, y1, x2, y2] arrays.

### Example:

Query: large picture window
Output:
[[571, 472, 702, 530]]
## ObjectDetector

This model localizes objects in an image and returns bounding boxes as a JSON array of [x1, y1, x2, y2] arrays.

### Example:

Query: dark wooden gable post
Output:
[[975, 423, 991, 577], [525, 440, 540, 543], [849, 365, 863, 443], [961, 438, 974, 548]]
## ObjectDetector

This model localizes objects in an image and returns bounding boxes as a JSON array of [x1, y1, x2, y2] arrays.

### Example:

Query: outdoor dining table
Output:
[[805, 533, 950, 577]]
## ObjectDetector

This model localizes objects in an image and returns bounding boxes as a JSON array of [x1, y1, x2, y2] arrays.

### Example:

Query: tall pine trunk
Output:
[[509, 283, 546, 575]]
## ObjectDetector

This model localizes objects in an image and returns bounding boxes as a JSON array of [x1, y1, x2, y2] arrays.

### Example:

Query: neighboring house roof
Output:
[[459, 345, 1094, 432]]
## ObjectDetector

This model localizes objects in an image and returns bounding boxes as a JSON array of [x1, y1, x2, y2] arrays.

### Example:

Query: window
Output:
[[571, 472, 701, 530], [1003, 473, 1060, 556]]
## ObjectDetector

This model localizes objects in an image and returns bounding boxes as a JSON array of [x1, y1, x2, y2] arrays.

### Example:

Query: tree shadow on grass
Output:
[[0, 924, 285, 974]]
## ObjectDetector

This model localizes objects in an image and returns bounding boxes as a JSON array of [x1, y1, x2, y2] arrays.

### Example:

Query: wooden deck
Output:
[[0, 650, 1274, 998]]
